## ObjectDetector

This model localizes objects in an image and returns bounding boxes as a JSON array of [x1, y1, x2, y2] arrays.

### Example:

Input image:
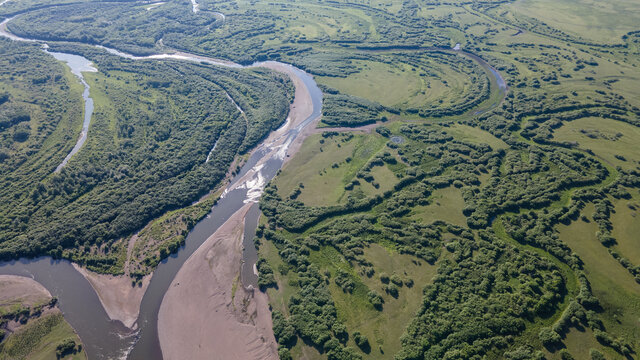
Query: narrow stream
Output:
[[0, 7, 502, 360], [50, 51, 96, 173], [189, 0, 198, 13]]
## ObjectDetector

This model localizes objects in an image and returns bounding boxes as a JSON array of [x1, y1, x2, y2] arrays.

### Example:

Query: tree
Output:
[[539, 327, 562, 347], [589, 349, 605, 360]]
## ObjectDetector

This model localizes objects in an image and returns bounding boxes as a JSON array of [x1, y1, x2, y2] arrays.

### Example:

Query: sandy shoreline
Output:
[[72, 264, 151, 330], [158, 204, 278, 360], [0, 275, 52, 306]]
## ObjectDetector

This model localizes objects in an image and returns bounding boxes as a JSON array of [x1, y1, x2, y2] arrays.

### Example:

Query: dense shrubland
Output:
[[0, 42, 292, 273]]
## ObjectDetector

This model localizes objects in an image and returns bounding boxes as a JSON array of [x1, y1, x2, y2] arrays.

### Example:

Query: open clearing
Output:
[[611, 191, 640, 265], [557, 204, 640, 355], [308, 244, 439, 359], [506, 0, 640, 43], [274, 133, 390, 206], [553, 117, 640, 170], [410, 186, 467, 226]]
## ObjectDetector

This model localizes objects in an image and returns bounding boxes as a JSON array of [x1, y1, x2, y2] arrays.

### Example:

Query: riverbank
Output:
[[158, 204, 278, 360], [72, 265, 151, 330]]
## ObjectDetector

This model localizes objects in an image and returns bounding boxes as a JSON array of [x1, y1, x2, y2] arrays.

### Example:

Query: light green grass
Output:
[[317, 60, 425, 107], [351, 244, 439, 358], [553, 117, 640, 170], [447, 123, 509, 150], [611, 191, 640, 265], [306, 244, 438, 359], [359, 164, 399, 198], [550, 327, 609, 360], [557, 204, 640, 354], [317, 55, 476, 110], [507, 0, 640, 43], [274, 133, 389, 206], [410, 186, 467, 226]]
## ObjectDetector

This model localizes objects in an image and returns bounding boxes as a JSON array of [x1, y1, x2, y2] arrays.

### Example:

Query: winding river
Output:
[[0, 6, 504, 360], [50, 51, 96, 173]]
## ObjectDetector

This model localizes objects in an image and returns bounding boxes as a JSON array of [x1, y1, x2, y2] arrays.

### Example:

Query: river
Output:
[[0, 7, 502, 360]]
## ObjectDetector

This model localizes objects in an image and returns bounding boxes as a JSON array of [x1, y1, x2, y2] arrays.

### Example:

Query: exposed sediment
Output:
[[72, 265, 151, 330], [158, 204, 278, 360]]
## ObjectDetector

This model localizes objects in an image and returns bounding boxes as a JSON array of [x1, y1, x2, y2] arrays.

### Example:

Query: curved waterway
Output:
[[0, 8, 504, 360], [50, 51, 96, 172]]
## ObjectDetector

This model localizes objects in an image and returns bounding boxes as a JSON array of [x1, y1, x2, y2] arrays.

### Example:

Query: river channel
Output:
[[0, 6, 503, 359]]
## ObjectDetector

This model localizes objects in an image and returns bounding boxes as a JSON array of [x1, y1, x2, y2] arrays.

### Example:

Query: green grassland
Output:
[[611, 191, 640, 266], [273, 132, 392, 206], [313, 244, 440, 359], [316, 56, 473, 110], [447, 123, 509, 150], [346, 244, 440, 358], [506, 0, 640, 44], [558, 204, 640, 357], [409, 186, 467, 226], [553, 117, 640, 170]]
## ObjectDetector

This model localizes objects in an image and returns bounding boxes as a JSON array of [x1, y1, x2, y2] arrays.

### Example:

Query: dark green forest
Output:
[[0, 39, 292, 272]]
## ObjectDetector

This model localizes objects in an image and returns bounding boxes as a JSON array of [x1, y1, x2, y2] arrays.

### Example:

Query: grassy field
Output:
[[447, 123, 509, 150], [410, 186, 467, 226], [318, 60, 424, 107], [506, 0, 640, 43], [348, 244, 440, 358], [611, 190, 640, 266], [316, 53, 485, 114], [0, 313, 86, 360], [306, 244, 439, 359], [274, 132, 392, 206], [553, 117, 640, 170], [558, 204, 640, 355], [557, 327, 609, 360]]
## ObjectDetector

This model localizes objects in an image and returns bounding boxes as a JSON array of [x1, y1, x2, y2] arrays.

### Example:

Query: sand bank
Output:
[[158, 203, 278, 360], [72, 264, 150, 329], [0, 275, 52, 307]]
